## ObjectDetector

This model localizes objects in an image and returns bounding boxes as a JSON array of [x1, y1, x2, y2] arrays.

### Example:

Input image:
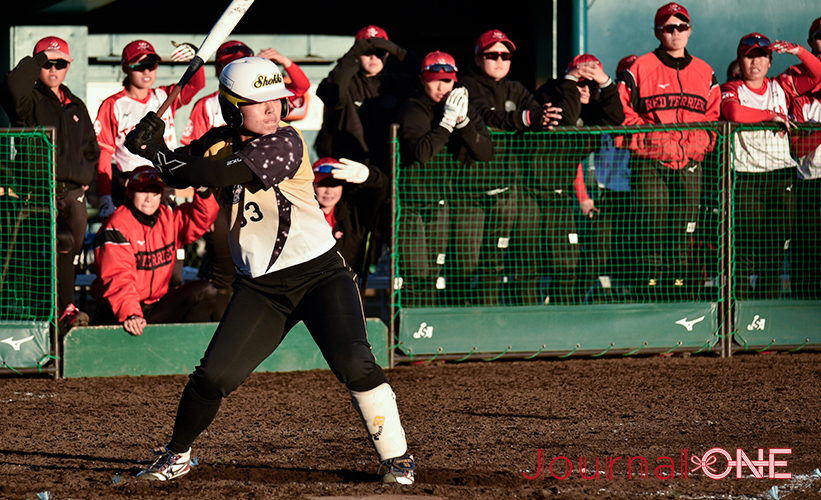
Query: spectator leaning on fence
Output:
[[783, 17, 821, 300], [458, 29, 562, 306], [396, 51, 494, 308], [618, 2, 720, 301], [720, 34, 821, 299], [534, 53, 627, 302], [312, 157, 390, 282], [90, 166, 219, 336], [0, 36, 101, 331]]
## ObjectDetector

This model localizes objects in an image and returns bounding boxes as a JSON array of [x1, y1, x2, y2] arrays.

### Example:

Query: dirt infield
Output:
[[2, 352, 820, 499]]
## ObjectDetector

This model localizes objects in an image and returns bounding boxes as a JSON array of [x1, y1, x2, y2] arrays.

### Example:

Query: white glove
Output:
[[170, 42, 197, 62], [453, 87, 470, 129], [99, 194, 116, 219], [440, 89, 464, 132], [334, 158, 370, 184]]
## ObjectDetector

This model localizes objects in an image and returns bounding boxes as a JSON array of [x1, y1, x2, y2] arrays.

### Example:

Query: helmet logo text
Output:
[[254, 73, 282, 88]]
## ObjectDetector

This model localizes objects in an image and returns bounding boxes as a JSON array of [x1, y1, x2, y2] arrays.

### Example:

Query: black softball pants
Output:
[[167, 248, 387, 453]]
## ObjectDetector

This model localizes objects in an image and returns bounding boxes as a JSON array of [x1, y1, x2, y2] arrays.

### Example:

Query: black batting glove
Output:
[[125, 112, 166, 158]]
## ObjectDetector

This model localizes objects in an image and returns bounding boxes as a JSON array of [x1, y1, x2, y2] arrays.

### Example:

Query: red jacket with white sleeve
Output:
[[90, 190, 218, 322]]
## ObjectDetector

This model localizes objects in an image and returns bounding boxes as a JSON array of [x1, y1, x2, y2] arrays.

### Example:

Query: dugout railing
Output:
[[0, 127, 59, 377], [388, 121, 821, 365]]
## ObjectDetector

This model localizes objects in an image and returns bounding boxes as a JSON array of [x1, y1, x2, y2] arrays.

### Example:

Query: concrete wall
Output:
[[5, 29, 352, 162]]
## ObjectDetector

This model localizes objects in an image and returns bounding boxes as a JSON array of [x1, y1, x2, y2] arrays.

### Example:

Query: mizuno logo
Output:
[[659, 83, 671, 89], [675, 316, 705, 331], [137, 240, 145, 246], [1, 336, 34, 351]]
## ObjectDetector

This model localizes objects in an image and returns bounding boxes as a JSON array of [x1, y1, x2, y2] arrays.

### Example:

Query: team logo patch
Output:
[[254, 73, 283, 88]]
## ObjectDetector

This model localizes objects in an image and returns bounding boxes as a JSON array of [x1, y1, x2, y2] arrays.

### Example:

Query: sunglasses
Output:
[[130, 169, 161, 184], [42, 59, 69, 70], [423, 63, 458, 73], [482, 51, 512, 61], [128, 61, 158, 72], [656, 23, 691, 34], [740, 35, 771, 48], [363, 49, 388, 58], [314, 164, 336, 173]]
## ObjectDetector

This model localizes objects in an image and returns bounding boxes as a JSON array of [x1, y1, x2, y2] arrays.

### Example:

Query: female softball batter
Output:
[[124, 56, 414, 485]]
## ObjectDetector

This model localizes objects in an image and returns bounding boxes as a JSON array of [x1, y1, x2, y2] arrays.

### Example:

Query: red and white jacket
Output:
[[618, 47, 721, 169], [782, 51, 821, 179], [90, 191, 218, 322], [181, 62, 310, 145], [720, 47, 821, 173], [93, 67, 205, 196]]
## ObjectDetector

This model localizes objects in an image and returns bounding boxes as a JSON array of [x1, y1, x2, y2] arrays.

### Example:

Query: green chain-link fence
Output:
[[389, 122, 821, 362], [0, 128, 58, 375]]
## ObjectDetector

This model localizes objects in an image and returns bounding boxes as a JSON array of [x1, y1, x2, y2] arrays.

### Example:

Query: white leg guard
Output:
[[350, 382, 408, 461]]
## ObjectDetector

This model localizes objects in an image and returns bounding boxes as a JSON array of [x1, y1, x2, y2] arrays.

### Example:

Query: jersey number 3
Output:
[[240, 201, 264, 227]]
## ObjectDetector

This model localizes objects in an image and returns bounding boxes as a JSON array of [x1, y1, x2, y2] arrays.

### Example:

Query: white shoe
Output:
[[137, 448, 191, 481]]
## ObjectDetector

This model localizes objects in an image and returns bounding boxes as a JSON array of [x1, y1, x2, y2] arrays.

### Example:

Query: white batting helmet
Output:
[[218, 57, 294, 127]]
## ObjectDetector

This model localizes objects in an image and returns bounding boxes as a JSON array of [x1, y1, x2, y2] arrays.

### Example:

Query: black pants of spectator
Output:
[[630, 159, 702, 301], [198, 203, 236, 321], [511, 190, 579, 305], [166, 248, 388, 454], [793, 177, 821, 299], [93, 279, 219, 326], [733, 169, 795, 300], [448, 188, 515, 307], [577, 189, 632, 303], [396, 202, 449, 308], [56, 185, 88, 315]]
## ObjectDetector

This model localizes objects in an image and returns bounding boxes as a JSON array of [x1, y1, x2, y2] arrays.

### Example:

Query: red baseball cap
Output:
[[616, 54, 638, 75], [122, 40, 159, 66], [567, 54, 603, 77], [654, 2, 690, 28], [355, 25, 389, 41], [737, 33, 771, 58], [421, 51, 458, 82], [33, 36, 73, 61], [126, 166, 165, 192], [312, 158, 344, 184], [216, 41, 254, 65], [809, 17, 821, 38], [475, 29, 516, 54]]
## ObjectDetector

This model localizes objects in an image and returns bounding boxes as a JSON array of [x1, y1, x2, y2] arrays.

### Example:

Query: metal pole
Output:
[[572, 0, 587, 56], [719, 122, 733, 357], [389, 123, 399, 369]]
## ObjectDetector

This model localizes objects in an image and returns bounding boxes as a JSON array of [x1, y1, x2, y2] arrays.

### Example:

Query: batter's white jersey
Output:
[[95, 87, 180, 173], [203, 124, 335, 277], [721, 78, 798, 173]]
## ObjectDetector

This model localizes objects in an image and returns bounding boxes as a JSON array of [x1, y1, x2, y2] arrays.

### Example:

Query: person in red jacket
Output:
[[618, 2, 720, 300], [94, 40, 206, 218], [783, 17, 821, 299], [90, 166, 219, 336], [720, 34, 821, 299]]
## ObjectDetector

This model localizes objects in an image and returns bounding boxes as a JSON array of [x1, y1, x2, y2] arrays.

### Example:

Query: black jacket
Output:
[[315, 37, 419, 173], [534, 77, 624, 127], [459, 69, 543, 131], [0, 52, 100, 186], [332, 167, 390, 275], [397, 88, 494, 203]]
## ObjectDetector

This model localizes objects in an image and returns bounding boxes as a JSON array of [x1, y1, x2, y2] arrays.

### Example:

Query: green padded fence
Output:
[[390, 122, 821, 361], [0, 128, 57, 374], [62, 319, 389, 378]]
